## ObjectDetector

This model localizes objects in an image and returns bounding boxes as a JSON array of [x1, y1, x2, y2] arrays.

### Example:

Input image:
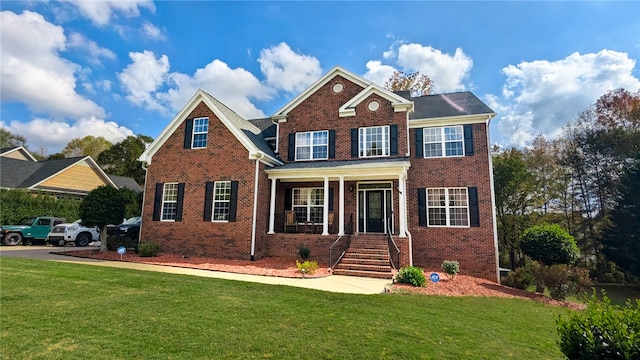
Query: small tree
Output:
[[520, 224, 579, 265], [384, 70, 434, 97], [79, 186, 127, 251]]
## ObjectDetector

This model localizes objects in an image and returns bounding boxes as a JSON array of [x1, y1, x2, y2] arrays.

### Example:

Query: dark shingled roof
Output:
[[0, 157, 42, 188], [1, 146, 20, 154], [19, 157, 85, 187], [248, 118, 277, 138], [268, 157, 410, 170], [108, 174, 142, 192], [409, 91, 495, 120]]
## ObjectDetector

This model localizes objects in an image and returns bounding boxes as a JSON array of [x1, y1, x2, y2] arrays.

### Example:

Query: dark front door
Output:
[[366, 190, 384, 233]]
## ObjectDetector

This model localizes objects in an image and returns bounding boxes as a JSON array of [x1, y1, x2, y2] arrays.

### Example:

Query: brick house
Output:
[[139, 66, 499, 282]]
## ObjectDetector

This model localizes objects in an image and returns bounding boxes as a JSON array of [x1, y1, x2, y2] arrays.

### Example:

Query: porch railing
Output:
[[329, 214, 353, 270], [386, 216, 400, 270]]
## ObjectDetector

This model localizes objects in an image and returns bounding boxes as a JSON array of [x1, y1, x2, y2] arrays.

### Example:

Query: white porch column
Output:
[[322, 176, 329, 235], [398, 173, 407, 237], [338, 176, 345, 235], [267, 178, 277, 234]]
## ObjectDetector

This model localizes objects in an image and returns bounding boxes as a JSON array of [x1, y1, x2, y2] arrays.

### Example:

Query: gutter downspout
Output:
[[138, 162, 149, 246], [485, 115, 500, 283], [250, 152, 265, 261]]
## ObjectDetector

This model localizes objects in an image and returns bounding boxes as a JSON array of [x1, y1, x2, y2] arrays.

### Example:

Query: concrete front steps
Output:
[[332, 235, 393, 279]]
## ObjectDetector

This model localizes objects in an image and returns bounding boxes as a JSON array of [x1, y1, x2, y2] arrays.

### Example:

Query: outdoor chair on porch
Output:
[[284, 210, 298, 233]]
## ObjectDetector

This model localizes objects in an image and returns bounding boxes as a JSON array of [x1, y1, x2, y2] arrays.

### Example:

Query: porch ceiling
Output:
[[265, 157, 410, 182]]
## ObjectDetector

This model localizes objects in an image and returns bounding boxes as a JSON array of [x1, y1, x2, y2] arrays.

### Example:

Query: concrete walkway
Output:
[[0, 246, 391, 294]]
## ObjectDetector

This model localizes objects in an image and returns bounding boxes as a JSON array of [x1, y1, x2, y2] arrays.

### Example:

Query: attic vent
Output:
[[332, 83, 344, 93], [368, 100, 380, 111]]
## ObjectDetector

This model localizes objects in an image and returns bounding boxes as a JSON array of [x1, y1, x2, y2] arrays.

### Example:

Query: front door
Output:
[[366, 190, 384, 233]]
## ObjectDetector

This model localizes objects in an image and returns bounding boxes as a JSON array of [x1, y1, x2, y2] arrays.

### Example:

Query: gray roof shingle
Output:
[[409, 91, 495, 120]]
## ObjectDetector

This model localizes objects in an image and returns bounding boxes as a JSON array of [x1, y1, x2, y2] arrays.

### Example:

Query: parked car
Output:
[[46, 219, 100, 247], [115, 217, 141, 240], [1, 216, 66, 246]]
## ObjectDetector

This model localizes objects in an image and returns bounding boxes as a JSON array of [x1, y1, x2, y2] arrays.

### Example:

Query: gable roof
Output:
[[410, 92, 496, 120], [108, 174, 142, 192], [338, 84, 414, 117], [139, 89, 281, 166], [0, 146, 37, 161]]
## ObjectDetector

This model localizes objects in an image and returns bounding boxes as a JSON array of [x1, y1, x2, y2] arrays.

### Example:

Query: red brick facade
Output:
[[140, 67, 499, 282]]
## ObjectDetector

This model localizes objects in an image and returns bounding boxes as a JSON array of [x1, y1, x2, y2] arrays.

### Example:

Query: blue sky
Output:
[[1, 1, 639, 155]]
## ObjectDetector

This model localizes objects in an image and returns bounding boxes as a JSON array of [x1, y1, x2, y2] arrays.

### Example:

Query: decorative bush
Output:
[[298, 246, 310, 260], [502, 266, 534, 290], [520, 224, 579, 265], [396, 266, 426, 287], [557, 292, 640, 359], [137, 241, 160, 257], [441, 260, 460, 279], [296, 260, 318, 275], [527, 262, 592, 300]]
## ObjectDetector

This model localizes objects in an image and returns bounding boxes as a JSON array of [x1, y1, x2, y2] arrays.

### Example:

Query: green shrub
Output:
[[137, 241, 160, 257], [296, 260, 318, 275], [441, 260, 460, 279], [397, 266, 426, 287], [502, 266, 534, 290], [107, 236, 137, 251], [298, 246, 310, 260], [528, 263, 593, 300], [557, 292, 640, 359], [520, 224, 579, 265]]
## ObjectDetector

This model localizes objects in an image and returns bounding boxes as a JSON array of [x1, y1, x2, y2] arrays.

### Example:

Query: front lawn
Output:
[[1, 257, 572, 359]]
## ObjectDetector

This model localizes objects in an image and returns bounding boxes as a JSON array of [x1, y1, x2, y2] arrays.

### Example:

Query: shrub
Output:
[[298, 246, 310, 260], [137, 241, 160, 257], [520, 224, 579, 265], [534, 263, 593, 300], [396, 266, 426, 287], [502, 266, 534, 290], [441, 260, 460, 279], [296, 260, 318, 275], [557, 292, 640, 359]]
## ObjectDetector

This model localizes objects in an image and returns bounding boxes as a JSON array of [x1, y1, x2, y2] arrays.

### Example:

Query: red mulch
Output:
[[61, 249, 584, 309]]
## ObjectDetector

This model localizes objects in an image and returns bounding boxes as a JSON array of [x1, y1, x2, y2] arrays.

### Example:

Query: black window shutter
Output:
[[415, 129, 424, 158], [390, 124, 398, 155], [464, 125, 474, 156], [328, 130, 336, 159], [284, 188, 292, 210], [175, 183, 185, 221], [184, 119, 193, 149], [228, 181, 239, 222], [328, 187, 334, 211], [203, 181, 214, 221], [418, 188, 427, 226], [350, 128, 358, 158], [288, 133, 295, 161], [152, 183, 163, 221], [468, 187, 480, 227]]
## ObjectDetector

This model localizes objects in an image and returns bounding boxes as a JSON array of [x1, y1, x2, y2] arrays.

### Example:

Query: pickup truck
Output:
[[46, 219, 100, 247], [1, 216, 66, 246]]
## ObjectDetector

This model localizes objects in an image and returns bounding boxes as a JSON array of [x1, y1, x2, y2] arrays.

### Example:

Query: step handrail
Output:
[[386, 217, 400, 270], [329, 233, 351, 270]]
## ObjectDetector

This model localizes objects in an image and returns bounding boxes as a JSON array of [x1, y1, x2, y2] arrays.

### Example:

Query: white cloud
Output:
[[62, 0, 155, 26], [258, 42, 322, 93], [396, 44, 473, 93], [363, 60, 398, 87], [0, 10, 105, 119], [67, 32, 116, 65], [141, 21, 164, 40], [117, 50, 170, 112], [491, 49, 640, 147], [1, 117, 134, 154]]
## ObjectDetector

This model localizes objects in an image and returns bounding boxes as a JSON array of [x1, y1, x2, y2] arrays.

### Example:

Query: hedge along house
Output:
[[139, 66, 500, 282]]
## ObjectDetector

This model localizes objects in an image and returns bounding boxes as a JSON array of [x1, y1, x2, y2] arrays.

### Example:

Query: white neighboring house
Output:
[[46, 220, 100, 247]]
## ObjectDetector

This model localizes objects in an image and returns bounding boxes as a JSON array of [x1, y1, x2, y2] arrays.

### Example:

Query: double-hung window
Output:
[[212, 181, 231, 221], [359, 126, 389, 157], [292, 188, 324, 223], [295, 131, 328, 160], [424, 126, 464, 157], [161, 183, 179, 221], [191, 117, 209, 149], [426, 188, 469, 227]]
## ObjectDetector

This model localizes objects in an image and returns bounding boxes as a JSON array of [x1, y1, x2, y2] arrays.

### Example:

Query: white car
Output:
[[46, 219, 100, 247]]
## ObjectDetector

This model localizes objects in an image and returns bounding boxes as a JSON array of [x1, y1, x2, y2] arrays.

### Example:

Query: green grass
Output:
[[594, 284, 640, 306], [1, 257, 573, 359]]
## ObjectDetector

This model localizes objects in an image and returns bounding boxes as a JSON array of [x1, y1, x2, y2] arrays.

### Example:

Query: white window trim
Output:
[[192, 117, 209, 149], [212, 181, 231, 222], [161, 182, 179, 222], [292, 187, 324, 223], [426, 187, 470, 228], [295, 130, 329, 161], [359, 125, 390, 158], [423, 125, 465, 158]]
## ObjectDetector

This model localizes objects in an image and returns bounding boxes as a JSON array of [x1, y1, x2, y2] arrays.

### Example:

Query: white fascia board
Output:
[[408, 113, 496, 128], [272, 66, 371, 117], [338, 85, 414, 117], [29, 156, 117, 190], [266, 160, 411, 181], [1, 146, 37, 161]]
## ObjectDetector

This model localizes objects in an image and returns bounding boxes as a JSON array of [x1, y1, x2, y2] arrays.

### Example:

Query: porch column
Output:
[[338, 176, 345, 235], [398, 173, 407, 237], [268, 178, 277, 234], [322, 176, 329, 235]]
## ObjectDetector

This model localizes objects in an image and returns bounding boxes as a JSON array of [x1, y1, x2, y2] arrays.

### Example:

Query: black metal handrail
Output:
[[386, 216, 400, 270], [329, 214, 353, 269]]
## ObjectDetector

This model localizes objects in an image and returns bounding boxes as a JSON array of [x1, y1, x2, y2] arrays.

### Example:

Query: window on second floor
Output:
[[424, 126, 463, 157], [295, 130, 328, 160], [359, 126, 389, 157], [183, 117, 209, 149]]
